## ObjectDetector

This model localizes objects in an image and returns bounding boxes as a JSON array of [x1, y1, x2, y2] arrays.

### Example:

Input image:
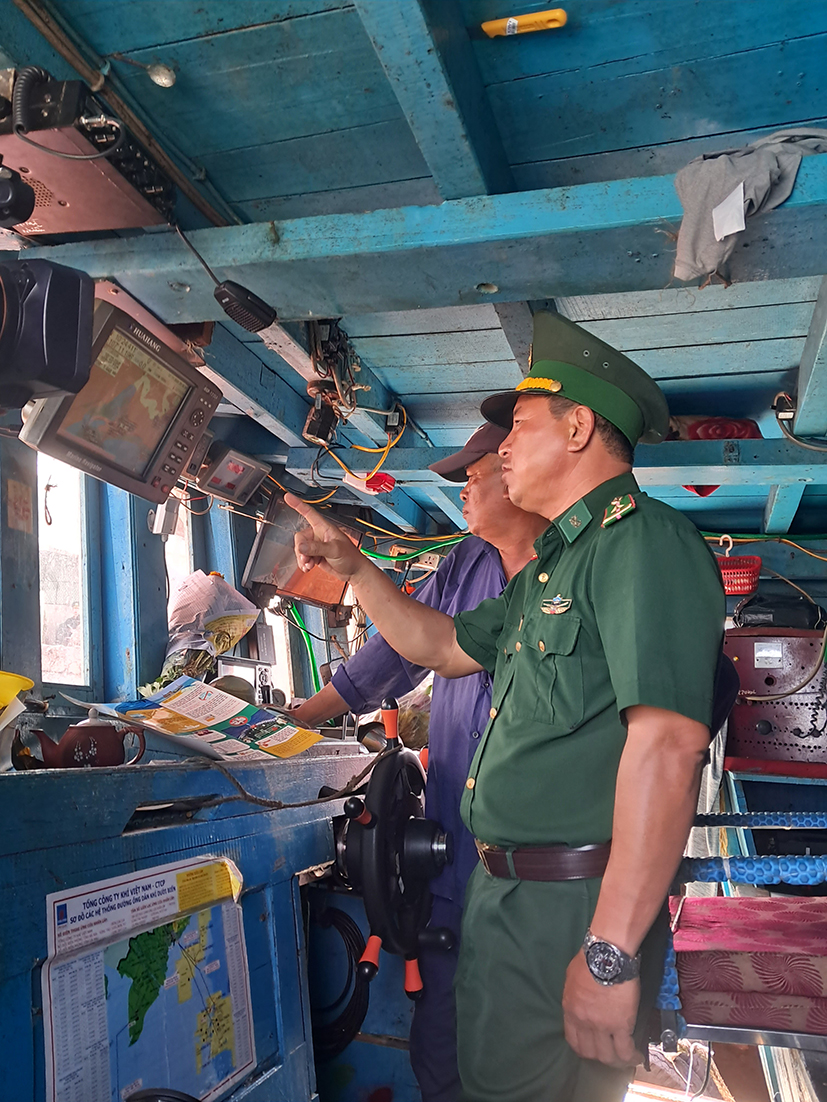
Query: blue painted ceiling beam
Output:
[[353, 0, 513, 199], [763, 484, 806, 534], [793, 276, 827, 437], [26, 158, 827, 318], [201, 325, 309, 448], [288, 439, 827, 487]]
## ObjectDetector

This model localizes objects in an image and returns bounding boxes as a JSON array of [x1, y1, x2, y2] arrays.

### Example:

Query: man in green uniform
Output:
[[285, 312, 725, 1102]]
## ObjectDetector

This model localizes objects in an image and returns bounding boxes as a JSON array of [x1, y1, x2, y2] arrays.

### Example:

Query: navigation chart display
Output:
[[58, 327, 190, 476]]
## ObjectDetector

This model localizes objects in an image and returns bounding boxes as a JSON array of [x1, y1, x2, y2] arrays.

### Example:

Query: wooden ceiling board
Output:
[[486, 35, 826, 168], [513, 119, 827, 191], [371, 362, 521, 396], [353, 329, 516, 367], [97, 8, 405, 159], [342, 305, 502, 338], [197, 119, 431, 205], [576, 305, 812, 351], [463, 0, 825, 88], [58, 1, 354, 54], [556, 279, 824, 321]]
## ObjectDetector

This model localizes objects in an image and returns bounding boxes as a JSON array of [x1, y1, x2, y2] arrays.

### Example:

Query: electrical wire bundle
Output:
[[309, 907, 370, 1062]]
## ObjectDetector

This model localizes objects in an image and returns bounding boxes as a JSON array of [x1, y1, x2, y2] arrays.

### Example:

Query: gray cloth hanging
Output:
[[673, 128, 827, 282]]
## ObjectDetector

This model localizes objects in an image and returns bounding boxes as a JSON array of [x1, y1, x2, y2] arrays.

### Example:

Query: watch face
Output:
[[585, 941, 622, 983]]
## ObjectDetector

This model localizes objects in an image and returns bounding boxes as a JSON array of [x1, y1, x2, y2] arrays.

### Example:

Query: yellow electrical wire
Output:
[[351, 406, 408, 452], [350, 517, 462, 541], [704, 534, 827, 564], [266, 474, 337, 505]]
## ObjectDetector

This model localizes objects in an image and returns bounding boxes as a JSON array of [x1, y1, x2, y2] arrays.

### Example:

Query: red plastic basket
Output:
[[717, 554, 762, 595]]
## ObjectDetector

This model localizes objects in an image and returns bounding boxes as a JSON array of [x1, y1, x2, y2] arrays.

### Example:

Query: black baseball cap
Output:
[[427, 423, 509, 483]]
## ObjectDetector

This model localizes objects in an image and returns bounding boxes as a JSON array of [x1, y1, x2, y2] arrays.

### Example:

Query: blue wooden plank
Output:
[[198, 120, 431, 205], [238, 177, 441, 222], [418, 484, 466, 529], [343, 305, 500, 338], [763, 484, 806, 534], [464, 0, 827, 88], [99, 485, 167, 699], [57, 0, 353, 53], [354, 0, 512, 198], [513, 118, 827, 192], [102, 8, 403, 160], [557, 279, 823, 321], [486, 30, 827, 166], [794, 277, 827, 436], [0, 0, 79, 81], [28, 158, 827, 318], [401, 392, 511, 425], [580, 305, 813, 351], [354, 329, 515, 367], [375, 362, 522, 395], [633, 340, 805, 380], [201, 326, 310, 449], [288, 440, 827, 487]]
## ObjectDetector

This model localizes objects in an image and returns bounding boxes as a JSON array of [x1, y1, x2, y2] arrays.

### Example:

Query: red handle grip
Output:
[[381, 696, 399, 743]]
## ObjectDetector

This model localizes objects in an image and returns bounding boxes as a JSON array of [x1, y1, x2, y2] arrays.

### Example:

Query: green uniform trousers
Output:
[[455, 865, 665, 1102]]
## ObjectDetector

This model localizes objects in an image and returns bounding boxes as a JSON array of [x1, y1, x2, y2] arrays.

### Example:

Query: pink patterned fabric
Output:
[[670, 896, 827, 1030], [670, 896, 827, 953]]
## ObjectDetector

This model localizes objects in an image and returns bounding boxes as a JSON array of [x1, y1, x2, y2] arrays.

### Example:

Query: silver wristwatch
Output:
[[582, 928, 641, 986]]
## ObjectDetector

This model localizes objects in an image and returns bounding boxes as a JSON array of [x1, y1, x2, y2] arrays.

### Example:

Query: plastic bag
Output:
[[167, 571, 260, 659]]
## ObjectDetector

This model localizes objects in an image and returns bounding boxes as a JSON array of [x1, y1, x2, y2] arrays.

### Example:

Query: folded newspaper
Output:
[[64, 676, 322, 761]]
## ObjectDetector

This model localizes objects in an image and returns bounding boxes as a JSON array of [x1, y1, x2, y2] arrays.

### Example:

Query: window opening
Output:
[[37, 454, 89, 685], [163, 490, 193, 613]]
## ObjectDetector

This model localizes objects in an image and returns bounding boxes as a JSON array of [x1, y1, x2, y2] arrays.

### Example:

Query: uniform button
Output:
[[538, 640, 545, 652], [515, 641, 521, 652], [466, 778, 476, 790], [472, 730, 480, 739], [538, 572, 549, 583], [489, 707, 497, 719]]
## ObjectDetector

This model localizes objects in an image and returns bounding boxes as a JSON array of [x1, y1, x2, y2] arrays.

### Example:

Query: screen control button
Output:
[[162, 464, 175, 474], [151, 476, 162, 488], [190, 410, 205, 426]]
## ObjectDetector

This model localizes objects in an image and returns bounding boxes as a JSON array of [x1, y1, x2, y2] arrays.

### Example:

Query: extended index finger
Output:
[[284, 492, 338, 536]]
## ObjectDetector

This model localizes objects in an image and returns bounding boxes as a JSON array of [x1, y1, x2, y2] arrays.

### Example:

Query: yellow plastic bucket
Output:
[[0, 671, 34, 707]]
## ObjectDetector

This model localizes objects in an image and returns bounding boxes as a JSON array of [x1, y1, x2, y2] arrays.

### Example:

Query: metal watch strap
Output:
[[583, 928, 641, 985]]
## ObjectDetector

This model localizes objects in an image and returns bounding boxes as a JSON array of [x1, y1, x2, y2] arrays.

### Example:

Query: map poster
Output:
[[42, 857, 256, 1102]]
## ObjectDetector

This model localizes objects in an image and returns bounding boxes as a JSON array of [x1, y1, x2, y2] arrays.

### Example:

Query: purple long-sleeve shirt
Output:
[[332, 535, 507, 905]]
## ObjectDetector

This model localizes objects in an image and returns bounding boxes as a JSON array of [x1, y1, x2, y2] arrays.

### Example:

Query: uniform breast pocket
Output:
[[508, 615, 584, 727]]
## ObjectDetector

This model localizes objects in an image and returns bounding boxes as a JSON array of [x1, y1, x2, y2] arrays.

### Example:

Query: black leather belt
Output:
[[475, 839, 611, 881]]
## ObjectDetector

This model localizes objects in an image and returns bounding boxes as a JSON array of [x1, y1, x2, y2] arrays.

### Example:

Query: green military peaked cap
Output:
[[480, 311, 670, 445]]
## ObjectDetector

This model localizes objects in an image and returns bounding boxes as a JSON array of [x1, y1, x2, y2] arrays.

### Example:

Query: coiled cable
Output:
[[310, 906, 370, 1061]]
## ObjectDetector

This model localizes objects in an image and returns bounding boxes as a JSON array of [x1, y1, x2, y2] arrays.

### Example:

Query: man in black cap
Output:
[[290, 424, 547, 1102], [285, 312, 724, 1102]]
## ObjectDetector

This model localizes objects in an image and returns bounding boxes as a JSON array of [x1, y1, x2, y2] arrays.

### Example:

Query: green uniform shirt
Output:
[[454, 472, 725, 849]]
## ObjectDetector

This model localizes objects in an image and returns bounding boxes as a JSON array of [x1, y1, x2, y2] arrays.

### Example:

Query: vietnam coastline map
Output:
[[43, 858, 255, 1102]]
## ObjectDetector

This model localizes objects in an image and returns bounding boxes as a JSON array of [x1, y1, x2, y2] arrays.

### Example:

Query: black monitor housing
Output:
[[19, 283, 221, 503]]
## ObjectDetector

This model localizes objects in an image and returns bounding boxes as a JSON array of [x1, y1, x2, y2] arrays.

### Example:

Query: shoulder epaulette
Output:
[[601, 494, 636, 528]]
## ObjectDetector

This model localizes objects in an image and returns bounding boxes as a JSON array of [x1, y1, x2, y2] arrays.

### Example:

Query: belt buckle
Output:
[[475, 839, 496, 875]]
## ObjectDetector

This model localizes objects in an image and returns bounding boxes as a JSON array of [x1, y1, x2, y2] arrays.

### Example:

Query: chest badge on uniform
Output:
[[541, 594, 572, 615], [601, 494, 636, 528]]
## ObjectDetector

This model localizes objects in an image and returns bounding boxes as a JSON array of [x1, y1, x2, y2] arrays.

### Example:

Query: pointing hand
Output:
[[284, 493, 366, 579]]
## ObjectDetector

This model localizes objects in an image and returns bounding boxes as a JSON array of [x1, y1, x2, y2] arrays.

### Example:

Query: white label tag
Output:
[[505, 17, 518, 33], [712, 181, 746, 241], [754, 641, 783, 669]]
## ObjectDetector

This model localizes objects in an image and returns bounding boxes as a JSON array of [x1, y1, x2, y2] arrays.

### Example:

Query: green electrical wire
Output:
[[290, 603, 322, 694], [361, 535, 467, 562]]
